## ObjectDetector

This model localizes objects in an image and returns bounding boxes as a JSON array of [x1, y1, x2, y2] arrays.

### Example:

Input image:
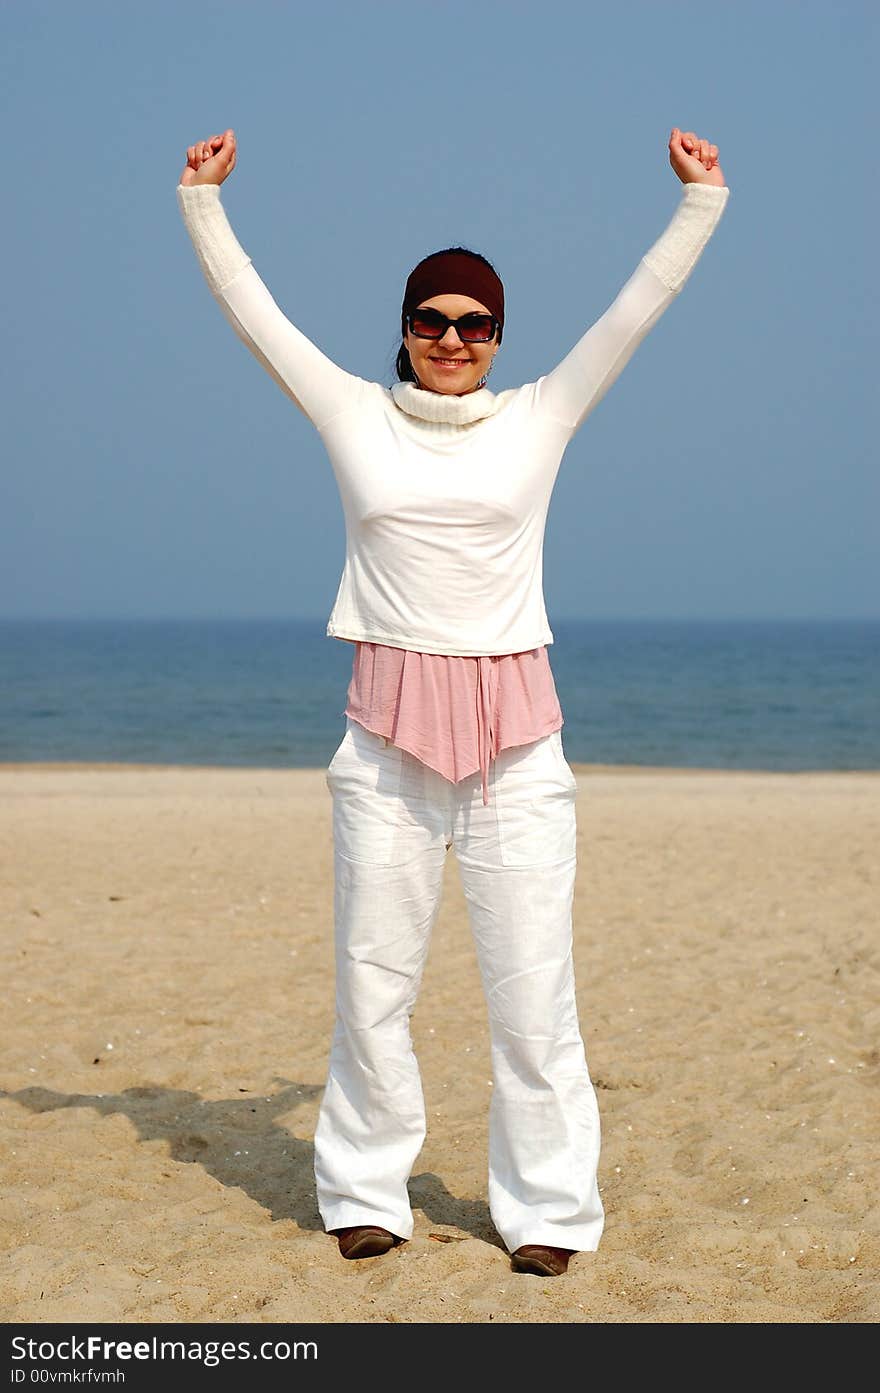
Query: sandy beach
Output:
[[1, 761, 877, 1323]]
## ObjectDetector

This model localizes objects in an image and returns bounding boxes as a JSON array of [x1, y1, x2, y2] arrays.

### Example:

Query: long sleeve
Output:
[[533, 182, 730, 436], [176, 182, 365, 430]]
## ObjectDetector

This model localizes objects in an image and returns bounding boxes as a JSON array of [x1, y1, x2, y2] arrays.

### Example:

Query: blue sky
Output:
[[2, 0, 876, 621]]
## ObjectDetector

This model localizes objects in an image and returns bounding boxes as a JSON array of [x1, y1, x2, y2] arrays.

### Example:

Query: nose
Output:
[[437, 325, 466, 350]]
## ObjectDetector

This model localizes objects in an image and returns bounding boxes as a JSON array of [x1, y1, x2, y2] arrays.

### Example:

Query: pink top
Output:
[[343, 643, 564, 807]]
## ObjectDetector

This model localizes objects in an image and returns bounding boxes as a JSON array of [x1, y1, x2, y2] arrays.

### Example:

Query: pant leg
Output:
[[314, 719, 449, 1239], [452, 729, 605, 1254]]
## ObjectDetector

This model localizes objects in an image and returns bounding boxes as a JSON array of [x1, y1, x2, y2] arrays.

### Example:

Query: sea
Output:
[[1, 617, 877, 770]]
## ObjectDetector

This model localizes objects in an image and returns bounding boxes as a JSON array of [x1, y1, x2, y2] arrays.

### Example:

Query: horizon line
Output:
[[1, 613, 878, 626]]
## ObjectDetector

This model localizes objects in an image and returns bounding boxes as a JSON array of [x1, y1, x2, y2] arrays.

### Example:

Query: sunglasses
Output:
[[406, 307, 499, 343]]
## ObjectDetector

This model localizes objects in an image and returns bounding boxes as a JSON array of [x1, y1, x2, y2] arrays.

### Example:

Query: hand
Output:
[[668, 127, 726, 188], [179, 128, 237, 187]]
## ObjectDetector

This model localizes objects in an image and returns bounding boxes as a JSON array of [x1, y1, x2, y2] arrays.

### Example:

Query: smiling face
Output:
[[404, 293, 500, 396]]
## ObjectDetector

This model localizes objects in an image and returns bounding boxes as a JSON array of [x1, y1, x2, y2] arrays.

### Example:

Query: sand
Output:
[[1, 761, 877, 1324]]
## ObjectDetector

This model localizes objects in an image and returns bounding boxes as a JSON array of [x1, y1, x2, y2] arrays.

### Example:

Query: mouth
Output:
[[430, 357, 472, 369]]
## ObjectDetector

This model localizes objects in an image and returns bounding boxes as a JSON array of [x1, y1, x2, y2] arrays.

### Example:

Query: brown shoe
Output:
[[510, 1244, 574, 1276], [331, 1225, 399, 1260]]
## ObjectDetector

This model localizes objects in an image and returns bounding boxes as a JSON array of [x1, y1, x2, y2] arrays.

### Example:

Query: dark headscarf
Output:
[[401, 250, 504, 341]]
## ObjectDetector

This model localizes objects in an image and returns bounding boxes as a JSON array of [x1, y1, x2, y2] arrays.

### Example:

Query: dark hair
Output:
[[393, 245, 503, 385]]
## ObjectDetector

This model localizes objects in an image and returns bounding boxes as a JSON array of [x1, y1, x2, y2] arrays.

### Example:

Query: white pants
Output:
[[313, 716, 605, 1254]]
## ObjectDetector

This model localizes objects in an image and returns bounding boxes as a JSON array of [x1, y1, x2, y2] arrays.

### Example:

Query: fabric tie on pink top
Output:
[[475, 654, 498, 805]]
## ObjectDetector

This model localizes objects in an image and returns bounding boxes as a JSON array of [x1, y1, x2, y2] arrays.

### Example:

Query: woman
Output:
[[176, 127, 729, 1277]]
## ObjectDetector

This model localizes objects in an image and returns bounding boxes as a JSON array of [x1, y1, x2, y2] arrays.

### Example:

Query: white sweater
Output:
[[176, 180, 729, 656]]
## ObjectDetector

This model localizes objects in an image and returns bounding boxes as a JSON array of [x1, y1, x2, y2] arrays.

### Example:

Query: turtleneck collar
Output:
[[390, 379, 500, 426]]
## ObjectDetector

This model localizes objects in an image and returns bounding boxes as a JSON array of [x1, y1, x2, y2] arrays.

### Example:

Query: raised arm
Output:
[[176, 129, 364, 430], [533, 128, 730, 437]]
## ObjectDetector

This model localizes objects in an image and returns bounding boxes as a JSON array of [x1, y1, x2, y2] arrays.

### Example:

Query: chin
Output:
[[423, 371, 482, 395]]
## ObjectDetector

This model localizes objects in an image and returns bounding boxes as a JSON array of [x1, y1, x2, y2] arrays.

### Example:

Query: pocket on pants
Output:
[[325, 718, 382, 785], [325, 726, 352, 784], [493, 730, 577, 867], [325, 719, 406, 867], [554, 728, 578, 795]]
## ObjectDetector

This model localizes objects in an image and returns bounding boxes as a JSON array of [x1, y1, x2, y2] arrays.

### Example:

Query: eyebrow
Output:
[[416, 308, 493, 317]]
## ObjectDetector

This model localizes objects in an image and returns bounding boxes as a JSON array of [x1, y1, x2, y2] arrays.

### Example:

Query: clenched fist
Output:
[[669, 128, 726, 188], [179, 128, 237, 187]]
